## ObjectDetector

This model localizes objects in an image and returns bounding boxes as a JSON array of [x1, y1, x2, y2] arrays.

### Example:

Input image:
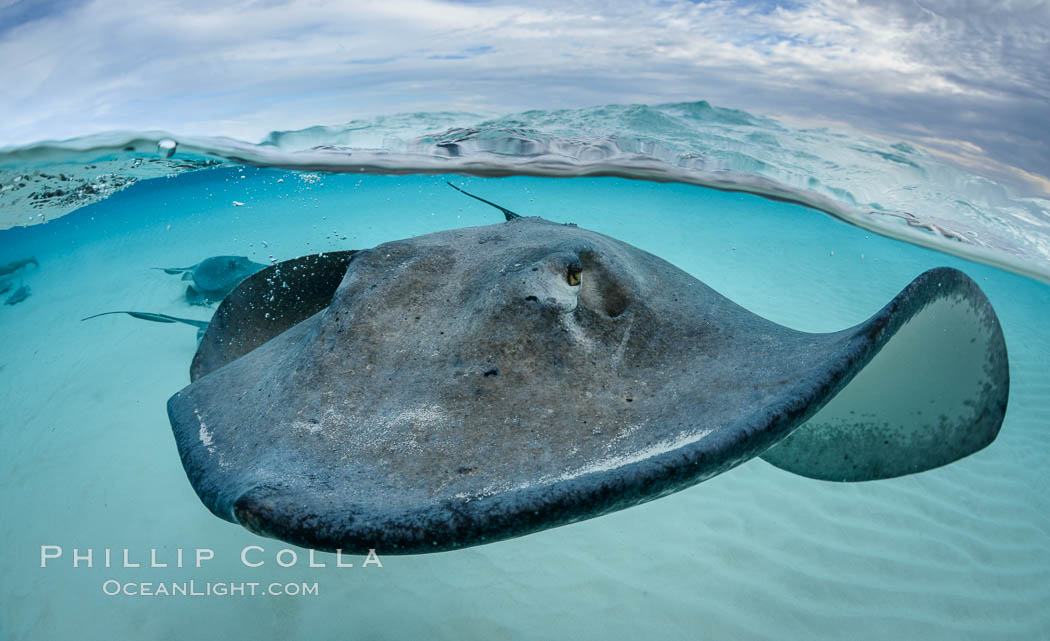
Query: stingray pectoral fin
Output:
[[761, 267, 1009, 482], [190, 250, 357, 381]]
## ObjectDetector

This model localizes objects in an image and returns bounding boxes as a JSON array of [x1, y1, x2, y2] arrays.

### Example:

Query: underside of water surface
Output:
[[4, 103, 1049, 283]]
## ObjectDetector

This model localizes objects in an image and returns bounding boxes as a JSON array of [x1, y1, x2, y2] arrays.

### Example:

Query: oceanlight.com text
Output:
[[101, 580, 319, 597]]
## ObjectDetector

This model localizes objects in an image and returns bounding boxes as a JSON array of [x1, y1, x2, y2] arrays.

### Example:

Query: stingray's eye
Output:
[[567, 266, 582, 287]]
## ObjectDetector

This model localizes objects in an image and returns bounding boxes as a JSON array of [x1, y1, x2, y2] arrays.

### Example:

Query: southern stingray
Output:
[[4, 285, 31, 306], [1, 257, 38, 303], [167, 186, 1009, 554], [156, 255, 267, 305], [0, 257, 38, 277]]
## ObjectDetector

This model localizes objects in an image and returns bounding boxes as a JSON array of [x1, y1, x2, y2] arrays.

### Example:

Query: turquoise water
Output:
[[1, 165, 1048, 639]]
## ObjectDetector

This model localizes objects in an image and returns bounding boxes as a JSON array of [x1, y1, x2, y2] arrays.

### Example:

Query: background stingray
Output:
[[4, 285, 31, 306], [155, 255, 267, 305], [168, 208, 1009, 555], [0, 257, 38, 305], [82, 253, 355, 347], [0, 257, 38, 277]]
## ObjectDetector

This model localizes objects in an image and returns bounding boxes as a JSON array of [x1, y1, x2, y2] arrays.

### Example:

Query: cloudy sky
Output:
[[1, 0, 1048, 192]]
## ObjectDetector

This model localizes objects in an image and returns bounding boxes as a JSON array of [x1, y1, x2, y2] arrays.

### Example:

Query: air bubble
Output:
[[157, 139, 177, 158]]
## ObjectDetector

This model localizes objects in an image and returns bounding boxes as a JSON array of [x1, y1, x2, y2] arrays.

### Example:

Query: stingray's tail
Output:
[[152, 266, 194, 275], [446, 182, 522, 221], [82, 311, 210, 342]]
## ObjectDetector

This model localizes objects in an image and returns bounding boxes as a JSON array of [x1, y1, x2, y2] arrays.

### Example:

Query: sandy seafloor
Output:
[[1, 168, 1048, 640]]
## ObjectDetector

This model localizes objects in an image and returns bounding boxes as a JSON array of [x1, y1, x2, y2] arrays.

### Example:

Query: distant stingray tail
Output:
[[82, 310, 210, 335], [446, 182, 522, 220]]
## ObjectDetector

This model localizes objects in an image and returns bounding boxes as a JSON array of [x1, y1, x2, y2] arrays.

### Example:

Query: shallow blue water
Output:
[[1, 166, 1048, 639]]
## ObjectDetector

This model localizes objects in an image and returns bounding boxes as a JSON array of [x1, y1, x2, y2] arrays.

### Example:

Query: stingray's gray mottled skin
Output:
[[156, 256, 267, 306], [168, 217, 1009, 555]]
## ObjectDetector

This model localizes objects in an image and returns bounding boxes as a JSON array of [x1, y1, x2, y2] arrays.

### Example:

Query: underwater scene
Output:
[[1, 102, 1049, 640], [3, 0, 1050, 637]]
